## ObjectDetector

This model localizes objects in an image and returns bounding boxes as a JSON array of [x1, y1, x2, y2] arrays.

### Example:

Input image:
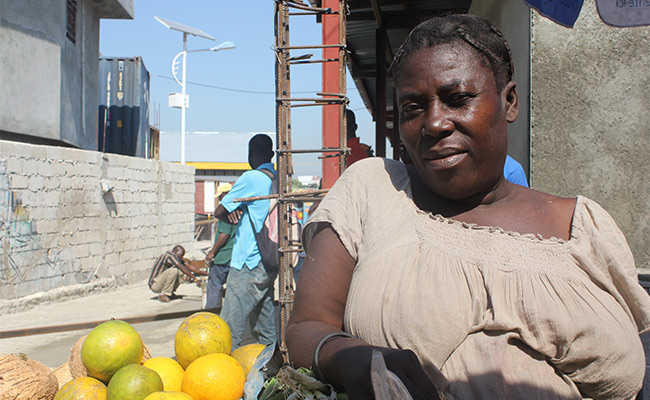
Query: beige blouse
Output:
[[303, 158, 650, 400]]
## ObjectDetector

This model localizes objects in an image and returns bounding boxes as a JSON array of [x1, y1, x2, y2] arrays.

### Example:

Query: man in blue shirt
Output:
[[504, 155, 529, 187], [214, 134, 277, 348]]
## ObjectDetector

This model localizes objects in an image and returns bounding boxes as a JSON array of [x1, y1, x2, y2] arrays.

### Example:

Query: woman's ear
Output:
[[503, 81, 519, 123]]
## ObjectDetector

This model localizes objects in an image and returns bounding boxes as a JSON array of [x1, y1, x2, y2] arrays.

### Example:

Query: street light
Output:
[[156, 16, 235, 164]]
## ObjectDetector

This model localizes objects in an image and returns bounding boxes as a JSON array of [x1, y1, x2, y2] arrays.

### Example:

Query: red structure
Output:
[[321, 0, 344, 189]]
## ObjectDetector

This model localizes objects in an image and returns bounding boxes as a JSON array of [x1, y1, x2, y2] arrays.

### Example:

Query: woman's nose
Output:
[[422, 104, 454, 138]]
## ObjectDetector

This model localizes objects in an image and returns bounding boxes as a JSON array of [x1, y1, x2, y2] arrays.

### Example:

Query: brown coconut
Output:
[[68, 334, 152, 378], [67, 335, 88, 378], [52, 362, 73, 389], [0, 353, 59, 400]]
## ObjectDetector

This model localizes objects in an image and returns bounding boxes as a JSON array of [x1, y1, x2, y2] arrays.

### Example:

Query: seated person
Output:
[[286, 14, 650, 400], [148, 245, 207, 303]]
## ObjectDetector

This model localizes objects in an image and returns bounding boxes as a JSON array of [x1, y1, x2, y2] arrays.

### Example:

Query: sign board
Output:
[[596, 0, 650, 27], [524, 0, 585, 27], [168, 93, 189, 109]]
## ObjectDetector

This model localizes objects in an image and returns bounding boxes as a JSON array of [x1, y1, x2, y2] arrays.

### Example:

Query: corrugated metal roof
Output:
[[159, 131, 276, 163], [308, 0, 472, 128]]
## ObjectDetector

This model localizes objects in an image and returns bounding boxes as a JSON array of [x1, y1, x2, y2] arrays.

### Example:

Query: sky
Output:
[[99, 1, 379, 177]]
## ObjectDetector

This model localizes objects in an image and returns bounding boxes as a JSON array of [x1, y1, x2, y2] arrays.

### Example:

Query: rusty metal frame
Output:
[[273, 0, 348, 360]]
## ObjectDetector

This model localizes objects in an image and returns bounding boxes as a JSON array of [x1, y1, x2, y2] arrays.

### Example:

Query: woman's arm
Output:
[[287, 224, 438, 399]]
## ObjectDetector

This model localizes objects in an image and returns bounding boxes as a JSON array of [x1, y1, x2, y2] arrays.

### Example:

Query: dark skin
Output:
[[286, 42, 576, 399], [206, 193, 232, 263], [213, 148, 271, 224], [172, 247, 207, 281]]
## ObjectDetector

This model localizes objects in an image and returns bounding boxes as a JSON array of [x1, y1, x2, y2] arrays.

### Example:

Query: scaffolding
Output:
[[274, 0, 348, 359]]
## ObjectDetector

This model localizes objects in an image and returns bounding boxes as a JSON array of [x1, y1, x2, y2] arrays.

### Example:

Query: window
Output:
[[66, 0, 77, 44]]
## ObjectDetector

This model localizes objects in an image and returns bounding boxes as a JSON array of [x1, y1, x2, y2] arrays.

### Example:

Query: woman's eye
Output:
[[401, 104, 422, 116], [447, 93, 475, 107]]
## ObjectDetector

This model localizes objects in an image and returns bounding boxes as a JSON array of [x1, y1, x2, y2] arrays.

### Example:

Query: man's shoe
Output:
[[158, 294, 170, 303]]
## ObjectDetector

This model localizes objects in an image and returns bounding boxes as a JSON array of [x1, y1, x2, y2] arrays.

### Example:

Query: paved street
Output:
[[0, 279, 206, 369], [0, 241, 214, 369]]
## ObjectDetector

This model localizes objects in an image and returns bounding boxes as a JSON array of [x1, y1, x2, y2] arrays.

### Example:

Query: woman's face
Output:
[[396, 42, 518, 201]]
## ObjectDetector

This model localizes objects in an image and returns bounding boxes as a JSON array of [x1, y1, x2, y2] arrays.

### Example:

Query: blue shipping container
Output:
[[98, 57, 150, 158]]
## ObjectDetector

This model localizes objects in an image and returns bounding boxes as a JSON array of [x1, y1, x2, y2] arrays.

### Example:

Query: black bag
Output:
[[247, 169, 280, 273]]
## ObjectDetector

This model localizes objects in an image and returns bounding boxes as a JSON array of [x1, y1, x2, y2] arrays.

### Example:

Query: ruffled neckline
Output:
[[405, 181, 583, 245]]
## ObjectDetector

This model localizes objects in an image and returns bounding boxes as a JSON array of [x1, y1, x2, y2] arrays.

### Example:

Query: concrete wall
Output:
[[0, 0, 133, 150], [0, 140, 195, 307], [60, 0, 101, 150], [530, 1, 650, 269], [469, 0, 532, 177], [0, 0, 63, 141]]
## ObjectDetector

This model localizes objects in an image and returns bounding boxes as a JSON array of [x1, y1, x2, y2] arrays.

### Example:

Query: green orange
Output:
[[81, 320, 144, 383], [106, 364, 163, 400]]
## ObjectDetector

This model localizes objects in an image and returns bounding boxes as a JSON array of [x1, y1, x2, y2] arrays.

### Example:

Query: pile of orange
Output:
[[51, 313, 267, 400]]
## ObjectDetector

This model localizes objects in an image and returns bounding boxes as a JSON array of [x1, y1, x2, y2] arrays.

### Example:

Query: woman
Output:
[[286, 14, 650, 400]]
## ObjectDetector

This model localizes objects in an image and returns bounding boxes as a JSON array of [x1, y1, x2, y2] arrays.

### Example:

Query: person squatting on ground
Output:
[[286, 14, 650, 400], [204, 183, 236, 310], [214, 134, 278, 349], [148, 245, 208, 303]]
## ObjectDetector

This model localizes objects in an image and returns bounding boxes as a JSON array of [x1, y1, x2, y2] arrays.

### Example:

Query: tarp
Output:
[[596, 0, 650, 27], [524, 0, 585, 27], [524, 0, 650, 27]]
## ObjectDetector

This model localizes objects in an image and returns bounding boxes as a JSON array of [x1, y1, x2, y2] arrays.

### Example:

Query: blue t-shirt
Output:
[[220, 163, 276, 270], [504, 155, 529, 187]]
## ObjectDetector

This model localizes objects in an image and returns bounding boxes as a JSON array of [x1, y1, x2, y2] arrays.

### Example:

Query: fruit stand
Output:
[[0, 312, 345, 400]]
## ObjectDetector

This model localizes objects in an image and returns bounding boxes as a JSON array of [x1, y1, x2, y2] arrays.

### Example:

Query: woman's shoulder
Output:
[[334, 158, 410, 193], [345, 157, 406, 174], [570, 195, 627, 239]]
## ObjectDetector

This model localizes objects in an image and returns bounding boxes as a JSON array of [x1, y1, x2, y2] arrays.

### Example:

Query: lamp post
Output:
[[155, 16, 235, 164], [171, 41, 236, 164]]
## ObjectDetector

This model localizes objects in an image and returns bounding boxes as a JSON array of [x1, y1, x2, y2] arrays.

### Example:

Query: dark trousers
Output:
[[205, 263, 230, 309]]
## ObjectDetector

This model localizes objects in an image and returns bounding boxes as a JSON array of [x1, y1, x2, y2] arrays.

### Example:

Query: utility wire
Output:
[[152, 74, 358, 95]]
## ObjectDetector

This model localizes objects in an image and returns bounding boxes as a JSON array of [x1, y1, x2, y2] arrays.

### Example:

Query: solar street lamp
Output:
[[156, 16, 235, 164]]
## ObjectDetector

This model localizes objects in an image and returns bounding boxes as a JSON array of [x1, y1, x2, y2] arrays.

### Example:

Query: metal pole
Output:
[[181, 33, 187, 165]]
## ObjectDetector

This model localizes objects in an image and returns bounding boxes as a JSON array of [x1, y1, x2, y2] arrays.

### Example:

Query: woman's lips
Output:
[[424, 152, 467, 169]]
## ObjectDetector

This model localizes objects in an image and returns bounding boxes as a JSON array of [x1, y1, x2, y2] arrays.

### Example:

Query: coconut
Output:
[[68, 333, 152, 378], [52, 362, 73, 389], [67, 335, 88, 378], [0, 353, 58, 400]]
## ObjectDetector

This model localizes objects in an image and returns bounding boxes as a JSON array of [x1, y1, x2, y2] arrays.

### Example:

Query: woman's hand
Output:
[[326, 344, 439, 400]]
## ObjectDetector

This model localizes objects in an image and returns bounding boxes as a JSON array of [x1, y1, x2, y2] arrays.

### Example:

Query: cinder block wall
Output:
[[0, 139, 195, 303], [530, 2, 650, 270]]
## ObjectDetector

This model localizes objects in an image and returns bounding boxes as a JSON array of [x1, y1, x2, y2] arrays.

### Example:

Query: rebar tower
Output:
[[274, 0, 348, 358]]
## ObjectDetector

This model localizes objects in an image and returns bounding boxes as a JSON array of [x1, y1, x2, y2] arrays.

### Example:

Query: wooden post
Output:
[[375, 28, 387, 158]]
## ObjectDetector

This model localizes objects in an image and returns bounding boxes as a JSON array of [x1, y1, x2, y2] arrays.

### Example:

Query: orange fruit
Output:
[[142, 357, 185, 391], [54, 376, 107, 400], [81, 320, 144, 383], [174, 312, 232, 369], [230, 343, 266, 378], [106, 364, 163, 400], [143, 392, 194, 400], [181, 353, 244, 400]]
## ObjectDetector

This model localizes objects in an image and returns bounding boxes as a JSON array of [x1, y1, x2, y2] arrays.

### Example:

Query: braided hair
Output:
[[389, 14, 514, 91]]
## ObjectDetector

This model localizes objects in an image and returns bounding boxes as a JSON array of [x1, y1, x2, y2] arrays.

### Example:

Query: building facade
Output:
[[0, 0, 133, 150]]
